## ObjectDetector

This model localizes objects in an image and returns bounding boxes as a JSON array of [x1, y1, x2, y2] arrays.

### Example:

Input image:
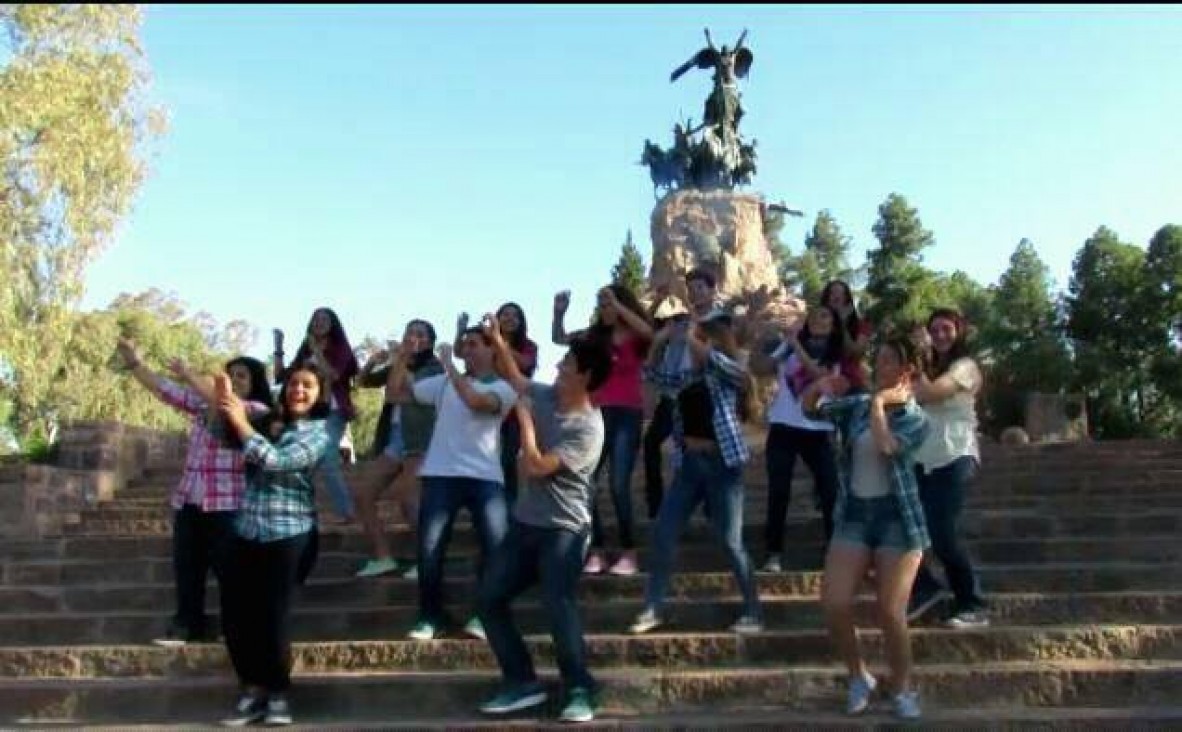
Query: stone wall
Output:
[[0, 421, 186, 539]]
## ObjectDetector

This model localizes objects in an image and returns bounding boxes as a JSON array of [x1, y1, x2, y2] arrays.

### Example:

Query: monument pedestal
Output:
[[647, 188, 804, 342]]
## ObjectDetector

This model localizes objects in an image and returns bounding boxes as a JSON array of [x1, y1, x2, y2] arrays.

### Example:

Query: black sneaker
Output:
[[906, 586, 944, 623], [221, 692, 266, 727], [264, 694, 293, 726]]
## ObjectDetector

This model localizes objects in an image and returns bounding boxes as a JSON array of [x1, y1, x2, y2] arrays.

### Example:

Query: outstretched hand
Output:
[[115, 338, 140, 370]]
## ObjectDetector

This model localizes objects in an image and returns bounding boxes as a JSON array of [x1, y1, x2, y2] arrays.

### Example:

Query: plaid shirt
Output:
[[817, 394, 931, 550], [644, 348, 750, 469], [235, 420, 330, 543], [157, 379, 268, 512]]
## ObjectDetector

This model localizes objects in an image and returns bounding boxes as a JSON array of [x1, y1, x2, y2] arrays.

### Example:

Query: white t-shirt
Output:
[[414, 374, 519, 482], [915, 357, 982, 471], [766, 345, 837, 432]]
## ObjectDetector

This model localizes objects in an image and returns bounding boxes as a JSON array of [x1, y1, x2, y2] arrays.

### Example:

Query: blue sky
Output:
[[81, 5, 1182, 378]]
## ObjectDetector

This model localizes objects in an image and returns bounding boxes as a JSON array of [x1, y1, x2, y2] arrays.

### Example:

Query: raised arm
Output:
[[484, 314, 531, 395], [438, 344, 503, 414], [551, 290, 572, 346]]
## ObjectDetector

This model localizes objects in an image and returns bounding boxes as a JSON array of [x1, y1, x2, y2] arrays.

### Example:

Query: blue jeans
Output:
[[478, 521, 596, 692], [320, 410, 355, 519], [417, 476, 509, 623], [645, 449, 761, 619], [591, 406, 643, 550], [912, 456, 986, 612]]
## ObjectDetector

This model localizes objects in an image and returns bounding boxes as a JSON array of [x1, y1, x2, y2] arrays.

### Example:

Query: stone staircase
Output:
[[1, 439, 1181, 729]]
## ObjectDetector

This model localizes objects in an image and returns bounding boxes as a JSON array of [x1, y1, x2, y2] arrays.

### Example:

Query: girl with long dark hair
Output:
[[354, 319, 444, 579], [751, 305, 845, 571], [495, 302, 538, 506], [552, 284, 654, 577], [273, 307, 359, 523], [907, 308, 988, 629], [218, 363, 333, 727], [115, 339, 273, 648]]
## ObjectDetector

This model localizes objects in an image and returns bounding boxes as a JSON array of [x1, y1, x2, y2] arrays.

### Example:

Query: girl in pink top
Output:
[[552, 284, 653, 576]]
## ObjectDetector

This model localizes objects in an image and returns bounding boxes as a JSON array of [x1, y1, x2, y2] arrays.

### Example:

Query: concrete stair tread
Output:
[[2, 659, 1180, 722], [41, 706, 1182, 731]]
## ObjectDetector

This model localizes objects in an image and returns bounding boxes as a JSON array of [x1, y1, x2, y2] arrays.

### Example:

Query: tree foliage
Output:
[[0, 4, 163, 443], [864, 193, 937, 331], [610, 229, 647, 296]]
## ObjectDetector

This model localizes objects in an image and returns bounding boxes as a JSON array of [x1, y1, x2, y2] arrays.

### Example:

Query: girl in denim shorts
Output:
[[802, 335, 931, 720]]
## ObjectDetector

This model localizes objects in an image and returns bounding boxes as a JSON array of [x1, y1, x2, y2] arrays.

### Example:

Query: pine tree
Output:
[[611, 229, 647, 296]]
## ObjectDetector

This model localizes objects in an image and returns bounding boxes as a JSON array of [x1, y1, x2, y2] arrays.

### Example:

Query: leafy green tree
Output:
[[1066, 227, 1155, 436], [610, 229, 647, 296], [799, 210, 854, 304], [864, 193, 938, 331], [977, 239, 1072, 431], [0, 4, 163, 443]]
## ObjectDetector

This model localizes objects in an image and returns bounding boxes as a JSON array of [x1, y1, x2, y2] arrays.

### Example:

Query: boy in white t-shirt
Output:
[[406, 327, 519, 641]]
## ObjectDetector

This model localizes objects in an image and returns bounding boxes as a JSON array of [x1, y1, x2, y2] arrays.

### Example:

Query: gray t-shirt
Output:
[[513, 383, 605, 533], [850, 429, 892, 499]]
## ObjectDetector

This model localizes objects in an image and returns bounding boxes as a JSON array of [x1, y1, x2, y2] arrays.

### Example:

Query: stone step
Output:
[[3, 661, 1180, 724], [35, 706, 1182, 732], [1, 564, 1178, 615], [7, 517, 1182, 563], [4, 536, 1181, 587], [88, 489, 1182, 516], [6, 591, 1180, 646], [56, 509, 1182, 540], [111, 467, 1182, 502], [2, 625, 1179, 679]]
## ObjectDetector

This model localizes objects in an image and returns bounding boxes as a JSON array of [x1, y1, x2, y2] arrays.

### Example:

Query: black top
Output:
[[678, 380, 716, 440]]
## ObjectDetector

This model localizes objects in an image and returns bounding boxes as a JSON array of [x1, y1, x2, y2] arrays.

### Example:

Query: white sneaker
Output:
[[729, 615, 764, 635], [759, 554, 782, 574], [628, 608, 663, 635], [945, 610, 990, 629]]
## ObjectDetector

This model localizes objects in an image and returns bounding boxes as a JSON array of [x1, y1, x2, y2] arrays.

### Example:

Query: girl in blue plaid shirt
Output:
[[804, 335, 931, 720], [217, 364, 333, 727]]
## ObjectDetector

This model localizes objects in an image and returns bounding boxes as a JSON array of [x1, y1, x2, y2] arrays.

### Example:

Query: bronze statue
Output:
[[670, 29, 753, 137], [641, 29, 758, 192]]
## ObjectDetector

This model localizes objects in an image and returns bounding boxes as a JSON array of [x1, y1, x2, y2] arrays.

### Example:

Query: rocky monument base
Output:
[[646, 188, 804, 343]]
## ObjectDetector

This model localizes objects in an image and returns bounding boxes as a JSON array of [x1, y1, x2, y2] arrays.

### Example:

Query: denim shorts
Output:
[[833, 495, 922, 553], [381, 422, 406, 461]]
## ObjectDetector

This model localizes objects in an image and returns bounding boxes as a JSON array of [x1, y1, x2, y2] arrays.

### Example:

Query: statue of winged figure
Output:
[[670, 28, 753, 137]]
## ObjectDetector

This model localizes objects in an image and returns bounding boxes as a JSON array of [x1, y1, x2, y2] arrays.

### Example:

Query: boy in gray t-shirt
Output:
[[477, 316, 611, 724]]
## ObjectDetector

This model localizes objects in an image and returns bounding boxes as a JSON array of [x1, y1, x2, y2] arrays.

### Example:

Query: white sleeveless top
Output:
[[915, 357, 982, 472]]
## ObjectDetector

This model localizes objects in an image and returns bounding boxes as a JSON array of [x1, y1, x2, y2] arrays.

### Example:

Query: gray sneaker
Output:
[[845, 672, 877, 715], [893, 690, 922, 719], [221, 692, 265, 727], [263, 694, 292, 726]]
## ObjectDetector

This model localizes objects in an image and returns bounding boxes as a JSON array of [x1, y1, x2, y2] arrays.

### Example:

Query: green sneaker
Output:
[[559, 687, 596, 723], [355, 557, 401, 578], [407, 618, 440, 641], [463, 616, 487, 641], [479, 682, 548, 715]]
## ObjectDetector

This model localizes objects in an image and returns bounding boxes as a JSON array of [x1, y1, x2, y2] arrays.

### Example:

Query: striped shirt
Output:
[[235, 420, 330, 542], [644, 348, 750, 469], [157, 379, 268, 513], [817, 394, 931, 550]]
